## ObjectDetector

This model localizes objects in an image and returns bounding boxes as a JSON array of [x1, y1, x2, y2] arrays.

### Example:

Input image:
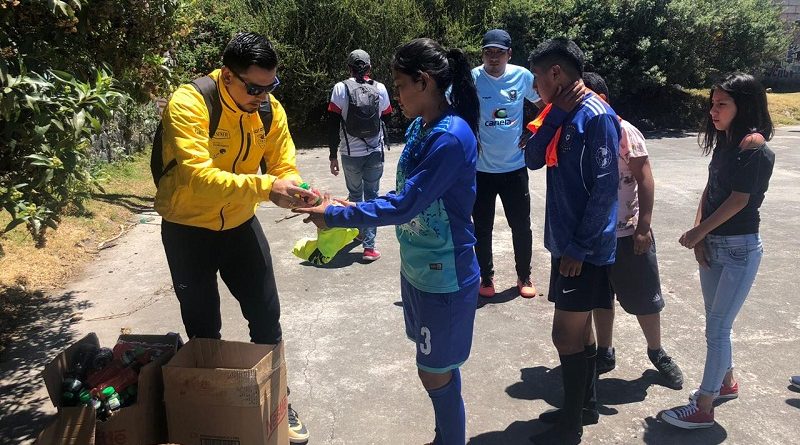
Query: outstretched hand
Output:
[[270, 179, 319, 209], [292, 193, 335, 229]]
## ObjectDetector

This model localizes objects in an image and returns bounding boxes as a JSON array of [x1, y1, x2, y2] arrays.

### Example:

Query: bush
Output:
[[172, 0, 789, 133], [1, 0, 182, 101], [0, 0, 184, 246], [0, 63, 128, 246], [491, 0, 788, 127]]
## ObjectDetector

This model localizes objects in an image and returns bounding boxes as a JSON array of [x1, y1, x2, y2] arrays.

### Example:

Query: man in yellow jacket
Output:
[[156, 32, 313, 443]]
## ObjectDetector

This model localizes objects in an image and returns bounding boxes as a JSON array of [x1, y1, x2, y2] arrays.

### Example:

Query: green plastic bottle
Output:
[[299, 182, 322, 206]]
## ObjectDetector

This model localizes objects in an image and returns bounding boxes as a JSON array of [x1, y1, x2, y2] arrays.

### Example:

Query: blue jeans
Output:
[[698, 233, 763, 397], [341, 151, 383, 249]]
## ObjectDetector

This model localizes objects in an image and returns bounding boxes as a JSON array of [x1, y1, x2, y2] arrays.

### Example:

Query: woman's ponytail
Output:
[[446, 48, 480, 137], [393, 38, 480, 139]]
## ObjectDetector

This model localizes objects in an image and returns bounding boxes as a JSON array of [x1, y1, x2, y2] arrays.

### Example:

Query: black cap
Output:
[[347, 49, 371, 69], [482, 29, 511, 50]]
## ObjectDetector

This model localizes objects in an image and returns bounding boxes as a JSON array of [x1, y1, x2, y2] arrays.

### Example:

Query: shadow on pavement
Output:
[[642, 415, 727, 444], [297, 240, 367, 269], [787, 399, 800, 410], [506, 366, 662, 411], [93, 192, 154, 214], [0, 290, 89, 443], [467, 419, 546, 445], [477, 287, 519, 308]]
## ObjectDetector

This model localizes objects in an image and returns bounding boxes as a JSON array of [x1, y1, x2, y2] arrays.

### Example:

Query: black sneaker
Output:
[[538, 407, 599, 426], [650, 350, 684, 389], [288, 404, 309, 443], [596, 347, 616, 375]]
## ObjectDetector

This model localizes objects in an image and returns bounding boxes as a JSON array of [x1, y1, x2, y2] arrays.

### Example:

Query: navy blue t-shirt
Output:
[[524, 93, 621, 266]]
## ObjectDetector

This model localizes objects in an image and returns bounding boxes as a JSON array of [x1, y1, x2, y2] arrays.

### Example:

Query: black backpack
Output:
[[151, 76, 272, 187], [342, 79, 382, 138]]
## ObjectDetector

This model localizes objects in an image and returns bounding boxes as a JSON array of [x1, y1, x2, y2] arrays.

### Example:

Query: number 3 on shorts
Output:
[[420, 326, 432, 355]]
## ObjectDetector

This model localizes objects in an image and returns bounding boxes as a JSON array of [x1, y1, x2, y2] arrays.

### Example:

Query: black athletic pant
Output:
[[473, 167, 533, 281], [161, 216, 282, 344]]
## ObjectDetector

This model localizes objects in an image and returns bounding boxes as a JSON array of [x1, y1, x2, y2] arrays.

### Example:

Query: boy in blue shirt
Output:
[[472, 29, 544, 299], [524, 38, 620, 445]]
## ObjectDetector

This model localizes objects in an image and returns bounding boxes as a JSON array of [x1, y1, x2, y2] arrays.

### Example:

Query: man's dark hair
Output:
[[582, 72, 609, 99], [222, 32, 278, 73], [528, 38, 584, 78]]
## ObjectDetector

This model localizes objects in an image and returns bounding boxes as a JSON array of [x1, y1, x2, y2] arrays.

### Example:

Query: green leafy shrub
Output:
[[172, 0, 789, 133], [0, 63, 127, 246]]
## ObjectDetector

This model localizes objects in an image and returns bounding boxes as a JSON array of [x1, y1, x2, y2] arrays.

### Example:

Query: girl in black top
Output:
[[661, 73, 775, 429]]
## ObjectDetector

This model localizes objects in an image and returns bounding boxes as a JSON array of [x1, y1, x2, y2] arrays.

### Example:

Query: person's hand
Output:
[[518, 129, 533, 149], [292, 193, 332, 229], [559, 255, 583, 277], [694, 243, 710, 269], [694, 243, 711, 269], [269, 179, 319, 209], [739, 132, 765, 149], [633, 228, 653, 255], [551, 80, 586, 113], [679, 226, 706, 249], [333, 198, 355, 207], [330, 158, 340, 176]]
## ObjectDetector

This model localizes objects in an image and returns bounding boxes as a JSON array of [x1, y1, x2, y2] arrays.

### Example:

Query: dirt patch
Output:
[[0, 152, 155, 355]]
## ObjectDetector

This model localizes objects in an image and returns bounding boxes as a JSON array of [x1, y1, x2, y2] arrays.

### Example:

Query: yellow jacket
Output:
[[155, 69, 302, 230]]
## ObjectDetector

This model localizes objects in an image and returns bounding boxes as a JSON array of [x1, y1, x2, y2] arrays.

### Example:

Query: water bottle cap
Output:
[[107, 396, 121, 410], [101, 386, 116, 397]]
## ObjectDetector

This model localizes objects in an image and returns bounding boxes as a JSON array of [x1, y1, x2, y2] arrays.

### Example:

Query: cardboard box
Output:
[[38, 333, 181, 445], [35, 406, 96, 445], [162, 339, 288, 445]]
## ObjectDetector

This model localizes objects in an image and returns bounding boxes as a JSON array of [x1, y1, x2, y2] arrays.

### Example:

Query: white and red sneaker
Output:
[[362, 248, 381, 261], [690, 381, 739, 402], [661, 401, 714, 429]]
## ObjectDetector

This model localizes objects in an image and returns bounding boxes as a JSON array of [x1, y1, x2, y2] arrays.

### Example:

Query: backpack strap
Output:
[[157, 76, 222, 181], [341, 81, 354, 156], [258, 96, 273, 173], [191, 76, 222, 138]]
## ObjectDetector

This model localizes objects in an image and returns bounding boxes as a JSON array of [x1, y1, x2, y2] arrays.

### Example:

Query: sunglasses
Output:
[[231, 70, 280, 96]]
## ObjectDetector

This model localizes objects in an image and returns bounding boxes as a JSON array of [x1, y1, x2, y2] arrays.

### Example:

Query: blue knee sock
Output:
[[426, 368, 465, 445]]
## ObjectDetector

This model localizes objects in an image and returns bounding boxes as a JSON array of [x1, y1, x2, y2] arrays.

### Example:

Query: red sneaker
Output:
[[362, 248, 381, 261], [690, 381, 739, 401], [479, 277, 495, 298], [661, 401, 714, 429], [517, 277, 537, 299]]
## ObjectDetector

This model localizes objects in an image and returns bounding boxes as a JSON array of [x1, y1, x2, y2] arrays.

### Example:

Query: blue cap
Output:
[[482, 29, 511, 50]]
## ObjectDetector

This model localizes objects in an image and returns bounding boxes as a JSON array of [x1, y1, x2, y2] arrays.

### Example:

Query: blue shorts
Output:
[[401, 274, 479, 373]]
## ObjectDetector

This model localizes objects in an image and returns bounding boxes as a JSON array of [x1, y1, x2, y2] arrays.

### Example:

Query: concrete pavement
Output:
[[2, 127, 799, 444]]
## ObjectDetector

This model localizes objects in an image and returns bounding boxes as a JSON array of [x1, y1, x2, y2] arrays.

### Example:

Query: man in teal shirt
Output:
[[472, 29, 544, 299]]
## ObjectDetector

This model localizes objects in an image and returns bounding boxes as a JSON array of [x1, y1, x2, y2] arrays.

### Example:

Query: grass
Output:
[[0, 152, 155, 355], [0, 152, 155, 290], [686, 89, 800, 126]]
